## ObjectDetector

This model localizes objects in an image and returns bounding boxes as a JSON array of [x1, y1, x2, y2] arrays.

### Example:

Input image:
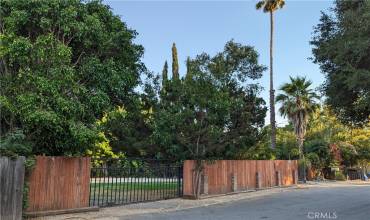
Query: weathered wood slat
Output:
[[0, 156, 25, 220]]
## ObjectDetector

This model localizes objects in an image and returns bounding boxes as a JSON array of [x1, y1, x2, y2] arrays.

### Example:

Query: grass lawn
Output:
[[89, 181, 181, 205], [90, 181, 179, 191]]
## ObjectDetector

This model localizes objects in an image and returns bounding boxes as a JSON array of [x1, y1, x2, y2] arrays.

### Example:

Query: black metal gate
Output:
[[89, 159, 183, 207], [347, 169, 364, 180]]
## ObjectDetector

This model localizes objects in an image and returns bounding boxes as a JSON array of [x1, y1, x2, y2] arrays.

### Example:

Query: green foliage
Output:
[[152, 41, 267, 161], [171, 43, 179, 80], [310, 109, 370, 170], [0, 130, 32, 157], [185, 57, 192, 80], [22, 156, 36, 211], [0, 130, 35, 210], [242, 126, 277, 160], [306, 107, 345, 143], [298, 157, 311, 169], [311, 0, 370, 126], [305, 139, 331, 171], [338, 125, 370, 169], [334, 171, 346, 181], [337, 142, 358, 167], [85, 131, 121, 167], [96, 105, 154, 157], [274, 106, 370, 178], [275, 125, 300, 160], [0, 0, 144, 155], [162, 61, 168, 84], [306, 152, 320, 169], [276, 76, 319, 158], [22, 182, 30, 210], [238, 143, 275, 160]]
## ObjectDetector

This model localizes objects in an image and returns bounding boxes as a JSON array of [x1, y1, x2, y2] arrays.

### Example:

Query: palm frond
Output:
[[256, 1, 265, 10], [276, 76, 319, 142], [256, 0, 285, 12], [279, 0, 285, 8]]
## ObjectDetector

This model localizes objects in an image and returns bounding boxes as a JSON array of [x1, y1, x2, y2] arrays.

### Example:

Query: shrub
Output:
[[0, 130, 32, 158], [335, 171, 346, 181]]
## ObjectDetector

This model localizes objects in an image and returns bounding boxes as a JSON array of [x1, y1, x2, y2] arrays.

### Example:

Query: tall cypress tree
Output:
[[162, 61, 168, 85], [185, 56, 192, 81], [172, 43, 179, 80]]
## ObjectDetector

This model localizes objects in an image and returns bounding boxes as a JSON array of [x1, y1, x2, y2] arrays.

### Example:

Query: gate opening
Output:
[[89, 159, 183, 207]]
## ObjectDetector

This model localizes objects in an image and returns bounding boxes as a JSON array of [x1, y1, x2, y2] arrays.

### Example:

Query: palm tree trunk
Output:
[[298, 138, 307, 183], [269, 11, 276, 149]]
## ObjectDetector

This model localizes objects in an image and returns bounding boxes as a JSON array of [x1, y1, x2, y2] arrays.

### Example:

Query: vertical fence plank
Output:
[[0, 156, 25, 220], [182, 160, 193, 196], [27, 156, 91, 212], [183, 160, 298, 197]]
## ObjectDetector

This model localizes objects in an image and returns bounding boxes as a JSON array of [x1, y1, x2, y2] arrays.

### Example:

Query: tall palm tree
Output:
[[256, 0, 285, 149], [276, 76, 319, 181]]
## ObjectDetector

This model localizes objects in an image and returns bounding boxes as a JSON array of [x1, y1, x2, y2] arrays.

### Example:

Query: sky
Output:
[[106, 0, 334, 126]]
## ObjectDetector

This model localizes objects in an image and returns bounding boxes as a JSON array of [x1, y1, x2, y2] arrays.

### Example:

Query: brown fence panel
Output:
[[27, 156, 91, 212], [0, 156, 25, 220], [183, 160, 298, 197]]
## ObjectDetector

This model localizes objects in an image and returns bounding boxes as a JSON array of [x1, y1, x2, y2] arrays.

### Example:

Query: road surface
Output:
[[123, 185, 370, 220]]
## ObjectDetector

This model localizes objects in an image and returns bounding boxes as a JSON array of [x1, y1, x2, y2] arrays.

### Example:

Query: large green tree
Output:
[[311, 0, 370, 126], [0, 0, 145, 155], [153, 41, 267, 160], [153, 41, 266, 197], [256, 0, 285, 149]]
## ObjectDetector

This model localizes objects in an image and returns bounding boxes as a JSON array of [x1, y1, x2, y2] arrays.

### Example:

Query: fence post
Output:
[[293, 169, 298, 184], [276, 171, 281, 187], [256, 172, 262, 189], [201, 175, 209, 195], [231, 174, 237, 192]]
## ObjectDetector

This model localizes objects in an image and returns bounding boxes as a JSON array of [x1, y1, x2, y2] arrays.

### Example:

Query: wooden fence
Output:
[[2, 157, 297, 215], [183, 160, 298, 196], [26, 156, 91, 213], [0, 156, 25, 220]]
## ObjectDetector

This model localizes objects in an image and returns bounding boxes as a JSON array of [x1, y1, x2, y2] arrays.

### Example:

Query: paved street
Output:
[[123, 184, 370, 220]]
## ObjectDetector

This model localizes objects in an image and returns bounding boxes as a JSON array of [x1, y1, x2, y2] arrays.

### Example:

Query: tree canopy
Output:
[[0, 0, 145, 155], [276, 76, 319, 155], [152, 41, 267, 160], [311, 0, 370, 126], [256, 0, 285, 13], [274, 106, 370, 177]]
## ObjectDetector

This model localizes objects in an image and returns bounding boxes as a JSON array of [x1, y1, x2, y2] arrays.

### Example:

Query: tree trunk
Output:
[[298, 134, 307, 183], [192, 160, 204, 199], [269, 11, 276, 149]]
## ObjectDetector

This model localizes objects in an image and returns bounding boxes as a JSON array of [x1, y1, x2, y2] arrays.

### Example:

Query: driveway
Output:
[[123, 183, 370, 220]]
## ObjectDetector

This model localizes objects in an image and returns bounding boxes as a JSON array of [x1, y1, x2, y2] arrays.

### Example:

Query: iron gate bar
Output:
[[118, 174, 121, 203], [114, 169, 118, 202], [132, 172, 135, 203], [89, 159, 183, 207], [160, 167, 163, 199]]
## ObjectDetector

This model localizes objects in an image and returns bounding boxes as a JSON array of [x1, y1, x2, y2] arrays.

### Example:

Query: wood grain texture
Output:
[[183, 160, 298, 196], [0, 156, 25, 220], [27, 156, 91, 212]]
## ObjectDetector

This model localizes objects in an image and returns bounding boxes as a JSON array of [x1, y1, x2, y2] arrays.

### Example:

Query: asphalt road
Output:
[[124, 185, 370, 220]]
